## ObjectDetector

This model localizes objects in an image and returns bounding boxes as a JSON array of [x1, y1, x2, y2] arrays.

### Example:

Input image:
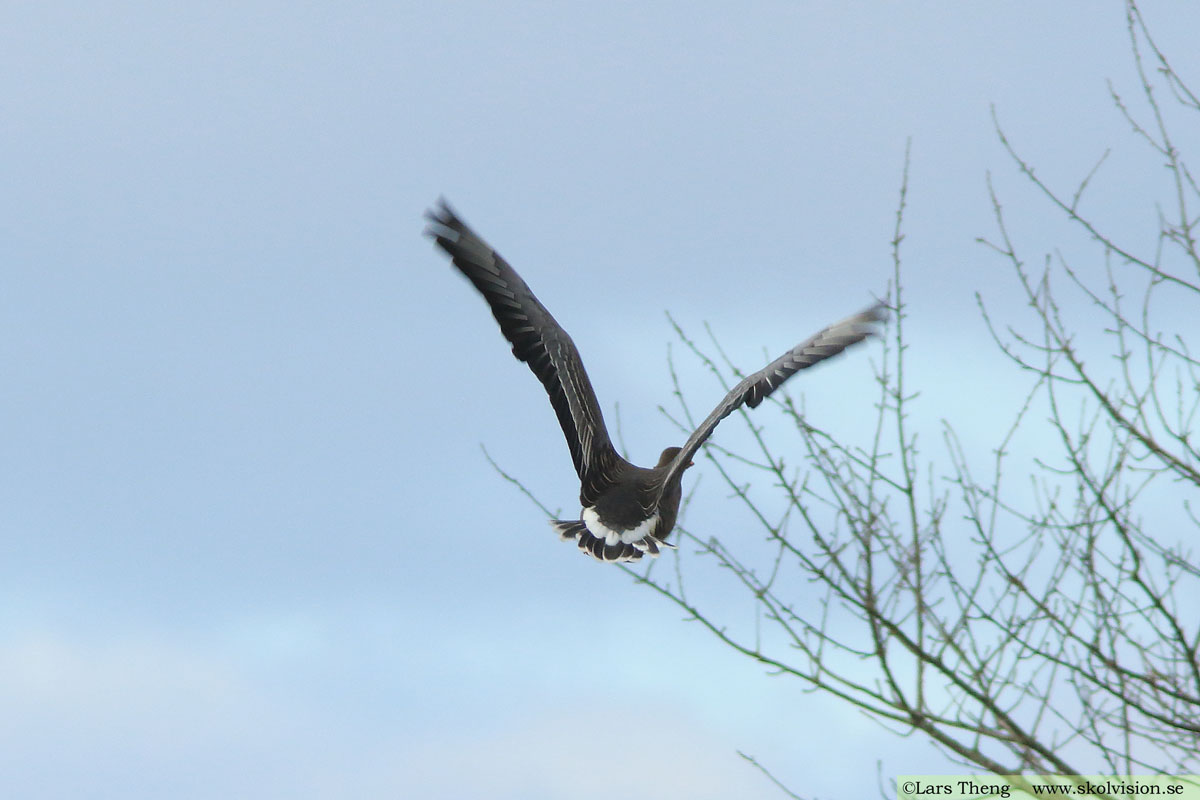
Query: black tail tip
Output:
[[549, 519, 672, 563]]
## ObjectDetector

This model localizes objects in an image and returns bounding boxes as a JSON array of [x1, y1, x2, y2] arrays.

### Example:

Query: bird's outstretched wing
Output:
[[424, 200, 621, 502], [657, 302, 888, 495]]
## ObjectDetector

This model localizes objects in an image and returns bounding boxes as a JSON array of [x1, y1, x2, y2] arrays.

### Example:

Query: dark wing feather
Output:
[[657, 301, 887, 494], [424, 200, 622, 498]]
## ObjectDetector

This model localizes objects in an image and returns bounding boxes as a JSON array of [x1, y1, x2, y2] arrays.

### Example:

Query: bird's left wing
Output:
[[424, 200, 622, 499]]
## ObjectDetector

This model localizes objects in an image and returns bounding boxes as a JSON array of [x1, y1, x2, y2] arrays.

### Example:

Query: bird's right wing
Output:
[[657, 301, 888, 495], [424, 200, 621, 501]]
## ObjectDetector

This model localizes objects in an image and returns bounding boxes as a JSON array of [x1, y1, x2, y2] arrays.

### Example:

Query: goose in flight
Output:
[[424, 199, 886, 563]]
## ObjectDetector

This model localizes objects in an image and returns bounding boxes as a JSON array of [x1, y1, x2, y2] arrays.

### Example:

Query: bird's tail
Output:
[[550, 519, 674, 563]]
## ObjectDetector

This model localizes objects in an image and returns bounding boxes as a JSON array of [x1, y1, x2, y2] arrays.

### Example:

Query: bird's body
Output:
[[425, 200, 885, 562], [550, 447, 685, 561]]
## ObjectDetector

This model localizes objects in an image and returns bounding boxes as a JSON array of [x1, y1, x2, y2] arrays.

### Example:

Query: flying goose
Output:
[[424, 199, 885, 563]]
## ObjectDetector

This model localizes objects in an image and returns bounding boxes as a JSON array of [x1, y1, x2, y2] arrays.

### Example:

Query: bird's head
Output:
[[656, 446, 693, 470]]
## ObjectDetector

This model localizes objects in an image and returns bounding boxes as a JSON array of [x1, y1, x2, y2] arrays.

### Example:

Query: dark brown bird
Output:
[[424, 199, 886, 563]]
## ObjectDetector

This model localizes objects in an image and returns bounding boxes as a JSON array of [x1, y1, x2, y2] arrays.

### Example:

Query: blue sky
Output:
[[3, 2, 1198, 798]]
